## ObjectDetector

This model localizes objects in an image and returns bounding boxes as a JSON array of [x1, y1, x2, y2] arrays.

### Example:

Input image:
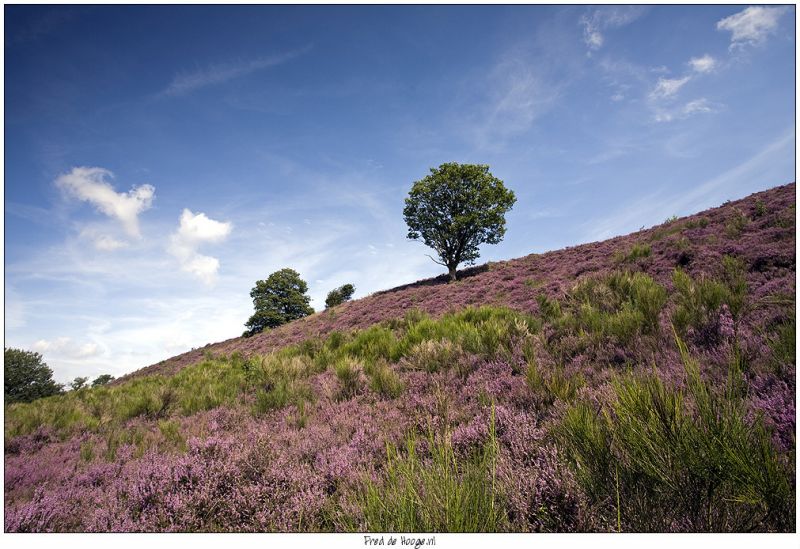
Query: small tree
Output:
[[403, 162, 516, 281], [244, 268, 314, 337], [92, 374, 115, 387], [70, 377, 89, 391], [4, 348, 63, 403], [325, 283, 356, 309]]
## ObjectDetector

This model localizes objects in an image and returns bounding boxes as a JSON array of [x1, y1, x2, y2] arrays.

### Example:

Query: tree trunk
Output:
[[448, 264, 457, 282]]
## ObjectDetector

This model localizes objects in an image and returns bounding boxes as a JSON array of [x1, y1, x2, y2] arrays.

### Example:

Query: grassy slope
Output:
[[123, 183, 796, 381], [5, 183, 795, 532]]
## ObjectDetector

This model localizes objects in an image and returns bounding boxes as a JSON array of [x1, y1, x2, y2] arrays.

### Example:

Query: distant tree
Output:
[[325, 283, 356, 309], [70, 377, 89, 391], [244, 268, 314, 337], [403, 162, 516, 282], [4, 348, 63, 403], [92, 374, 115, 387]]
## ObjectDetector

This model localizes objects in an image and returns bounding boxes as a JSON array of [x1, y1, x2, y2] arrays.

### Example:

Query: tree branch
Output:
[[425, 254, 448, 267]]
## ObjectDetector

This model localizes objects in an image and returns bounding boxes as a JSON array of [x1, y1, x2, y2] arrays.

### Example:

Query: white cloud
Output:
[[32, 337, 101, 359], [688, 54, 716, 73], [717, 6, 787, 48], [653, 98, 717, 123], [79, 226, 128, 251], [580, 6, 647, 52], [650, 76, 691, 100], [168, 209, 232, 285], [464, 56, 562, 147], [682, 98, 713, 116], [56, 167, 154, 238], [163, 46, 311, 96]]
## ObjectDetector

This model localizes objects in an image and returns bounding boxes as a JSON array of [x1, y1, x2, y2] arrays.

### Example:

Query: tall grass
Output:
[[358, 407, 506, 532], [558, 332, 794, 531]]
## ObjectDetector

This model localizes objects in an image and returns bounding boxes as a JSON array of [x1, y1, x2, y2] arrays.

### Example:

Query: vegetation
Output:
[[243, 268, 314, 337], [92, 374, 115, 387], [4, 348, 63, 404], [325, 283, 356, 309], [357, 409, 505, 532], [403, 162, 516, 281], [559, 334, 794, 532], [4, 185, 795, 533]]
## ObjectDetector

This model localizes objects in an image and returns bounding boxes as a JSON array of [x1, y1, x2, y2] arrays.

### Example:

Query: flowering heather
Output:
[[5, 183, 795, 532]]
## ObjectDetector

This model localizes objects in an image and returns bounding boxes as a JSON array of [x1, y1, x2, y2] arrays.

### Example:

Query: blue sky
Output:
[[4, 5, 795, 382]]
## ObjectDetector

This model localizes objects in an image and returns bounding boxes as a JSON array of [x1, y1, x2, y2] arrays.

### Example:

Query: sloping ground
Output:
[[124, 182, 796, 381], [4, 183, 795, 533]]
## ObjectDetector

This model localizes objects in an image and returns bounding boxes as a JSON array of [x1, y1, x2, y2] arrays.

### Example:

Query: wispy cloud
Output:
[[717, 6, 788, 49], [580, 6, 647, 53], [581, 128, 794, 241], [688, 54, 716, 73], [56, 167, 155, 240], [168, 209, 232, 285], [79, 227, 128, 251], [654, 98, 718, 123], [649, 76, 691, 100], [162, 45, 312, 96]]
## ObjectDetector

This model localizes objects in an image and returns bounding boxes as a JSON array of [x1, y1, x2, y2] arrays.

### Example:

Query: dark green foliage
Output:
[[243, 268, 314, 337], [92, 374, 115, 387], [559, 337, 794, 531], [70, 377, 89, 391], [615, 243, 651, 264], [543, 271, 667, 353], [4, 348, 63, 403], [672, 258, 748, 339], [325, 283, 356, 309], [683, 217, 709, 230], [725, 209, 749, 238], [403, 162, 516, 281], [754, 199, 767, 217]]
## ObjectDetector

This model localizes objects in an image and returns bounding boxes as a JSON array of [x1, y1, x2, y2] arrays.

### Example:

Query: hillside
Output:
[[127, 182, 796, 381], [5, 183, 796, 532]]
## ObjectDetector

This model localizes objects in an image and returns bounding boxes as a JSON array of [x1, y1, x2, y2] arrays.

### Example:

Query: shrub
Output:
[[334, 358, 363, 401], [725, 209, 749, 238], [367, 361, 405, 398], [325, 284, 356, 309], [615, 243, 651, 264]]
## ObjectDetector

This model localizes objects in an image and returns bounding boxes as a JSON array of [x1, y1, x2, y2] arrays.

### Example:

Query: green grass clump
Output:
[[541, 271, 667, 355], [366, 360, 405, 398], [672, 257, 748, 338], [525, 360, 584, 405], [334, 357, 363, 401], [725, 209, 749, 238], [559, 335, 794, 531], [615, 243, 651, 264], [357, 408, 506, 532]]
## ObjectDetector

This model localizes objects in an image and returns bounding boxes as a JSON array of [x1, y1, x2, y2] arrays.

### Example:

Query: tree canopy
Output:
[[92, 374, 115, 387], [403, 162, 516, 281], [4, 347, 63, 403], [244, 268, 314, 337], [325, 283, 356, 309]]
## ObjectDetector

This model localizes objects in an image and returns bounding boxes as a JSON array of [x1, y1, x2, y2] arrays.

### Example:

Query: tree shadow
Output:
[[374, 263, 490, 296]]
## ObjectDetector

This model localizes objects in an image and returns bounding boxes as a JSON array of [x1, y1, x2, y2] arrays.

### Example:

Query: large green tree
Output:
[[4, 348, 63, 403], [403, 162, 516, 281], [244, 268, 314, 337]]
